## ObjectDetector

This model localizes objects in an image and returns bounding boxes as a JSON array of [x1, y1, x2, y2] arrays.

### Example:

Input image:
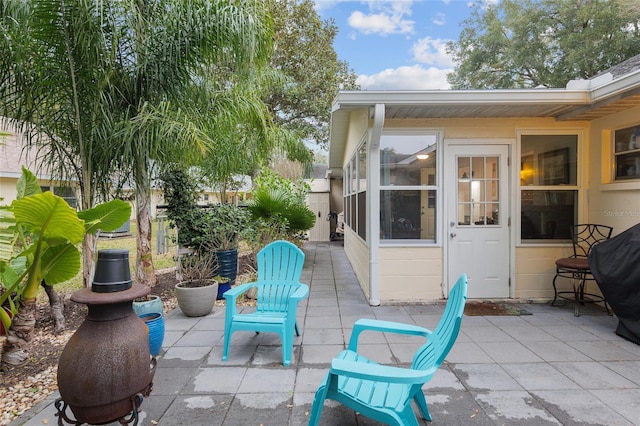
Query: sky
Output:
[[313, 0, 489, 90]]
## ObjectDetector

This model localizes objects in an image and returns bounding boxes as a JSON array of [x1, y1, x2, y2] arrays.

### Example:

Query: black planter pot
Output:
[[214, 248, 238, 299]]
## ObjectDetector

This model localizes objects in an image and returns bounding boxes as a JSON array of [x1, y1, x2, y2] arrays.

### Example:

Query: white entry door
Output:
[[306, 192, 330, 241], [446, 144, 510, 298]]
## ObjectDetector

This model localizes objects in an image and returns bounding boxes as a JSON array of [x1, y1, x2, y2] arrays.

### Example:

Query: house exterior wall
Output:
[[379, 246, 443, 301], [583, 105, 640, 297], [344, 109, 369, 159], [339, 111, 622, 303], [589, 105, 640, 232], [514, 246, 571, 300], [343, 227, 370, 299]]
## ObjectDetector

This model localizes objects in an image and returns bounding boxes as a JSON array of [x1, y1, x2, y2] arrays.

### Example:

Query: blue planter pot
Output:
[[215, 249, 238, 299], [133, 295, 164, 317], [139, 312, 164, 357]]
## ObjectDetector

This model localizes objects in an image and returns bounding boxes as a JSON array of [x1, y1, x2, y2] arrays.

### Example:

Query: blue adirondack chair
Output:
[[308, 274, 468, 426], [222, 240, 309, 366]]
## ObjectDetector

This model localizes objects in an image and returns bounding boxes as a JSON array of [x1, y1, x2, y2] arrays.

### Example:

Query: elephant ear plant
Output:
[[0, 167, 131, 368]]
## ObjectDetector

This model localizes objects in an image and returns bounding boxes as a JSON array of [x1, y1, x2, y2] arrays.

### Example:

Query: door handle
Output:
[[450, 232, 457, 238]]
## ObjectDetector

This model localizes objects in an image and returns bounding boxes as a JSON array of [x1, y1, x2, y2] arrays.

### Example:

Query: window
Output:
[[41, 185, 78, 209], [344, 141, 367, 240], [456, 156, 500, 226], [613, 124, 640, 180], [520, 134, 578, 241], [379, 132, 438, 242]]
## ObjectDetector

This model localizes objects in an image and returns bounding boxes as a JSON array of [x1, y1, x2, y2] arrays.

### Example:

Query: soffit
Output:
[[329, 76, 640, 174]]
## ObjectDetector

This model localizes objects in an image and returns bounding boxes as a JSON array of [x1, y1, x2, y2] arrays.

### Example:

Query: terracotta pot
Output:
[[175, 279, 218, 317]]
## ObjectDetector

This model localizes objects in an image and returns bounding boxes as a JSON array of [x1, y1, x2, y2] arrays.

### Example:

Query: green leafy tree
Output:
[[265, 0, 359, 150], [194, 66, 309, 199], [447, 0, 640, 89], [246, 168, 315, 249]]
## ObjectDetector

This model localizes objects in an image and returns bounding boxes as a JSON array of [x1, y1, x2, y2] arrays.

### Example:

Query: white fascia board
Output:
[[589, 69, 640, 102], [334, 89, 590, 107]]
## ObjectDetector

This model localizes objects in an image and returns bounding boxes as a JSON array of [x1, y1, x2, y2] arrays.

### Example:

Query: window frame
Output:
[[343, 138, 367, 241], [517, 130, 581, 245], [612, 124, 640, 182], [378, 129, 442, 245]]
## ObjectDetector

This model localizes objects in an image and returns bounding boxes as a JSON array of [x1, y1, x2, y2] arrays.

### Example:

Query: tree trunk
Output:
[[82, 233, 97, 288], [135, 178, 156, 287], [42, 281, 65, 334], [1, 299, 37, 369]]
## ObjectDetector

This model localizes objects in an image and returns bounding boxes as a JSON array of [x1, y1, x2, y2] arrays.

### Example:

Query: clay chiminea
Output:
[[56, 249, 156, 425]]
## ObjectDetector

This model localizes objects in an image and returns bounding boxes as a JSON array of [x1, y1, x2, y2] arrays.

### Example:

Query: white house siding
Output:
[[515, 246, 570, 300], [379, 246, 443, 302], [339, 112, 614, 302], [344, 109, 369, 161], [343, 228, 370, 299], [0, 178, 19, 205], [582, 105, 640, 303], [589, 105, 640, 234]]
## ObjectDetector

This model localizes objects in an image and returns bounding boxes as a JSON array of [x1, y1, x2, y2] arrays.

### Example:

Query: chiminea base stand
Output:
[[54, 380, 153, 426]]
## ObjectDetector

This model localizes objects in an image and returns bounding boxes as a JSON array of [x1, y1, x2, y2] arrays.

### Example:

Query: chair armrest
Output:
[[329, 358, 435, 384], [223, 282, 258, 303], [348, 318, 432, 352], [290, 283, 309, 301]]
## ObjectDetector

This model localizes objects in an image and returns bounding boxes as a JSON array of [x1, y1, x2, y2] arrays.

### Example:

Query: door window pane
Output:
[[457, 156, 499, 226]]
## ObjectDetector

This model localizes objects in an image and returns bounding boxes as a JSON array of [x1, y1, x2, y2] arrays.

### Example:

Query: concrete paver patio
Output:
[[12, 242, 640, 425]]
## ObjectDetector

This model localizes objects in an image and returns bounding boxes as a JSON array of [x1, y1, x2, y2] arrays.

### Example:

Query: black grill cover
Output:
[[589, 223, 640, 344]]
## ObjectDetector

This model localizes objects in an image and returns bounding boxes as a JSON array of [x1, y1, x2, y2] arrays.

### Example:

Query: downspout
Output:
[[368, 104, 385, 306]]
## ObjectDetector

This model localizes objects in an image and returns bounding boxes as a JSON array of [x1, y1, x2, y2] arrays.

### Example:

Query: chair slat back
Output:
[[412, 274, 467, 370], [572, 224, 613, 258], [257, 240, 305, 283], [255, 241, 305, 313], [256, 283, 302, 312]]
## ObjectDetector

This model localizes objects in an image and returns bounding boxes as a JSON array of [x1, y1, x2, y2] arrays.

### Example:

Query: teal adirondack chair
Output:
[[308, 274, 468, 426], [222, 240, 309, 366]]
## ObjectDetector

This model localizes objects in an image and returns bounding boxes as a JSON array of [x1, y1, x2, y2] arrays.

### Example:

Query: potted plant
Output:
[[204, 203, 249, 298], [133, 294, 164, 317], [175, 252, 219, 317]]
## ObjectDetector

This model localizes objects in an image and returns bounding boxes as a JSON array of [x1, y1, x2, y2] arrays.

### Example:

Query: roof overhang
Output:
[[329, 69, 640, 176]]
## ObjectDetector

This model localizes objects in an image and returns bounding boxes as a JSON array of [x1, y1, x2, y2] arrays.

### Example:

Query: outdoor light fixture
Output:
[[416, 154, 429, 160]]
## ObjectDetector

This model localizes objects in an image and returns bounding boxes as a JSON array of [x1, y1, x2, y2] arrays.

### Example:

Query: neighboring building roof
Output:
[[592, 53, 640, 79], [329, 56, 640, 176], [310, 163, 329, 180]]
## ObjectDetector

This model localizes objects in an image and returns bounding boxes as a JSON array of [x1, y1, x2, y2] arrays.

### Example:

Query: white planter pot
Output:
[[175, 280, 218, 317]]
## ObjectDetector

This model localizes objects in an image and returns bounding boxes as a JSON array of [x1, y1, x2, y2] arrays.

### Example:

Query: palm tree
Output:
[[1, 0, 122, 287], [195, 65, 313, 196], [1, 0, 275, 286]]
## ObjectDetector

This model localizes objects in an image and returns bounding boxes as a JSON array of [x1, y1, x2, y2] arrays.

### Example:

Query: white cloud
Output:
[[432, 12, 446, 26], [356, 65, 452, 90], [411, 37, 454, 68], [348, 1, 415, 36]]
